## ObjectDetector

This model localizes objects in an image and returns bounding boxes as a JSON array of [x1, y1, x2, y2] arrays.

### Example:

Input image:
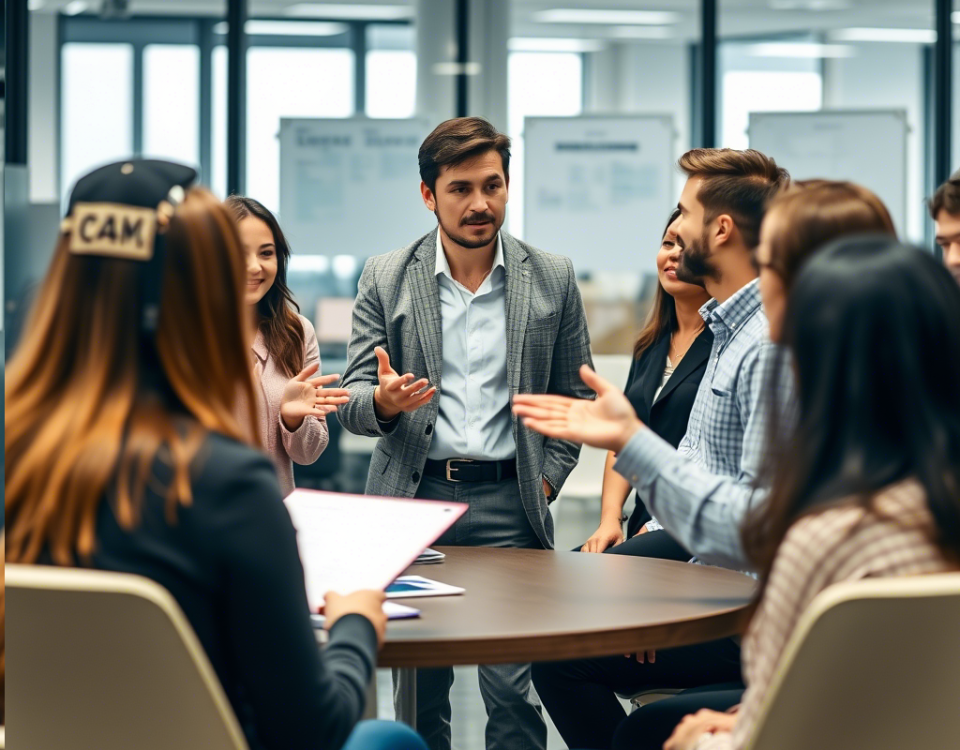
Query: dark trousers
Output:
[[538, 530, 743, 750], [611, 685, 744, 750], [398, 473, 546, 750]]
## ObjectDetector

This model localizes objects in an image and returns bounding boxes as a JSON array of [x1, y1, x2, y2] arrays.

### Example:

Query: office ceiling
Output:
[[32, 0, 946, 42]]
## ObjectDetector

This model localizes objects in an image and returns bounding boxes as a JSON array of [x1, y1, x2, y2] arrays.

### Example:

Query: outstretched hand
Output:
[[373, 346, 437, 421], [280, 364, 350, 431], [512, 365, 643, 453]]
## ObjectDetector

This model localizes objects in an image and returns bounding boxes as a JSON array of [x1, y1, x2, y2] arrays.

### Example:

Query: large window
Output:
[[507, 51, 583, 239], [366, 23, 417, 119], [143, 44, 200, 166], [245, 47, 355, 214], [61, 43, 134, 200]]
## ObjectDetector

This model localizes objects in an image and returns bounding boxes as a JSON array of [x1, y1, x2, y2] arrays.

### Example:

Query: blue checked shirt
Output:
[[615, 279, 781, 570]]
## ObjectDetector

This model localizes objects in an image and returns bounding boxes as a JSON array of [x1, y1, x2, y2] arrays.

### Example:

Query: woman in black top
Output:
[[582, 209, 712, 552], [4, 160, 427, 750]]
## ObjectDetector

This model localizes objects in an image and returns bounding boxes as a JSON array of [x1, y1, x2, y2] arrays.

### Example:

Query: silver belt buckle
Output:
[[446, 458, 474, 482]]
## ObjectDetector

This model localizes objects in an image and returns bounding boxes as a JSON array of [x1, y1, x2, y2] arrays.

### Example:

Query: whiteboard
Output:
[[523, 116, 676, 273], [748, 110, 908, 236], [279, 118, 434, 258]]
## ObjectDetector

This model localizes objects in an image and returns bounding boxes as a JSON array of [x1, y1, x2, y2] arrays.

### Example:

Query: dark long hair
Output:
[[633, 208, 682, 359], [742, 236, 960, 584], [225, 196, 305, 378]]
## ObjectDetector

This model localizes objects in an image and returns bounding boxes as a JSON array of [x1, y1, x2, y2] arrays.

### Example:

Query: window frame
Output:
[[58, 14, 412, 191]]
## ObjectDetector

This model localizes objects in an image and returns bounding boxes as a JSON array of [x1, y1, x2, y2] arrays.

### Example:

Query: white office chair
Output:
[[6, 564, 249, 750], [743, 572, 960, 750]]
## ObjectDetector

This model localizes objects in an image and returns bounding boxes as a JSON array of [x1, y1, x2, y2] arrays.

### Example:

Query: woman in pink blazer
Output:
[[227, 196, 349, 495]]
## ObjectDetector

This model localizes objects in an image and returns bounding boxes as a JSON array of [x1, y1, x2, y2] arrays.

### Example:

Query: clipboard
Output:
[[284, 489, 466, 611]]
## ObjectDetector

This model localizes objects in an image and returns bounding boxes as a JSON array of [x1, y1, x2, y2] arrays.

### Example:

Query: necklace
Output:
[[669, 323, 706, 364]]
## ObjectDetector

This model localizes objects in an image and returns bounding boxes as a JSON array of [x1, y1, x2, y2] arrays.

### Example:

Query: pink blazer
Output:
[[251, 314, 329, 496]]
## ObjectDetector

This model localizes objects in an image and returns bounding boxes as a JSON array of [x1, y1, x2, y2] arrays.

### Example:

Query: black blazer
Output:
[[622, 327, 713, 536]]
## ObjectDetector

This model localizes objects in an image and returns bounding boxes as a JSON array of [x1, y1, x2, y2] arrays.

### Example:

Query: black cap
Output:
[[63, 158, 199, 332], [67, 159, 197, 217]]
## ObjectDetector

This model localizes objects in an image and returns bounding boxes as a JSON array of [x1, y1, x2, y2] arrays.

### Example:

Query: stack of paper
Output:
[[386, 575, 465, 599], [284, 490, 466, 611], [414, 548, 445, 565]]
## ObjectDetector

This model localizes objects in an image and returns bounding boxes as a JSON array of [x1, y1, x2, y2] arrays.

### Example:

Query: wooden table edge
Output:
[[378, 606, 751, 668]]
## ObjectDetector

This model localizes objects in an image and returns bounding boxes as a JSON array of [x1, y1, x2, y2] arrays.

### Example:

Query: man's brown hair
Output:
[[678, 148, 790, 250], [929, 169, 960, 219], [419, 117, 511, 192]]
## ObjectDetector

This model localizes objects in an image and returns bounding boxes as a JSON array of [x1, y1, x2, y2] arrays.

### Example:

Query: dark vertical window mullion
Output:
[[353, 21, 367, 115], [226, 0, 248, 196], [455, 0, 469, 118], [699, 0, 718, 149], [4, 0, 30, 165], [133, 42, 144, 156], [933, 0, 953, 188]]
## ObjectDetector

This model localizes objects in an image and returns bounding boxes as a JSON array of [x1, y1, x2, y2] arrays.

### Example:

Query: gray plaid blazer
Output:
[[338, 230, 594, 549]]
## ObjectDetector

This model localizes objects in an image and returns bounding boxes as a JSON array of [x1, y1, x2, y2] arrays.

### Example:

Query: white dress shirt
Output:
[[428, 228, 516, 461]]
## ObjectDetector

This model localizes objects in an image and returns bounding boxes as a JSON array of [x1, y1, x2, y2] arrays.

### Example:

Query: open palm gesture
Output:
[[280, 363, 350, 431], [512, 365, 643, 453]]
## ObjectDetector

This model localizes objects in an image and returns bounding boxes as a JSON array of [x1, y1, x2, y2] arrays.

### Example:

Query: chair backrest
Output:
[[746, 572, 960, 750], [6, 564, 249, 750]]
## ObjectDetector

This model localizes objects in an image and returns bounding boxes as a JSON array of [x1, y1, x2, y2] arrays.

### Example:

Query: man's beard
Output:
[[437, 211, 502, 249], [676, 227, 717, 286]]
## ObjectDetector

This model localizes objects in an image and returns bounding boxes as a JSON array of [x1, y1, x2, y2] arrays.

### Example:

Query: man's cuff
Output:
[[613, 428, 678, 489]]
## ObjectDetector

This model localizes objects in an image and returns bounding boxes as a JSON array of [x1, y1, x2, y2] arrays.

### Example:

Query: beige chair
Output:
[[744, 572, 960, 750], [6, 564, 249, 750]]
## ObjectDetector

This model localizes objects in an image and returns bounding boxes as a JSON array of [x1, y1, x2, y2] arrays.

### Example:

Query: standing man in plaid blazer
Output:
[[338, 117, 594, 750]]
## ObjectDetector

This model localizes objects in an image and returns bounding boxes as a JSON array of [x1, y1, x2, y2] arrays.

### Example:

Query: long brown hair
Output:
[[226, 196, 305, 378], [742, 238, 960, 595], [633, 208, 682, 359], [4, 188, 258, 565], [742, 182, 900, 586], [763, 180, 896, 290]]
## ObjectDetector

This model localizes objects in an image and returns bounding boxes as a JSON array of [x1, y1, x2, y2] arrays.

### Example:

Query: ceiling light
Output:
[[953, 11, 960, 24], [28, 0, 45, 10], [830, 28, 936, 44], [769, 0, 851, 9], [610, 26, 673, 40], [508, 37, 606, 53], [285, 3, 414, 21], [534, 9, 680, 25], [63, 1, 88, 15], [747, 42, 854, 58], [213, 20, 349, 36]]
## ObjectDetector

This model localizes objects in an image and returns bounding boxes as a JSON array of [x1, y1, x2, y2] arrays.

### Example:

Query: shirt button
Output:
[[631, 475, 639, 483], [412, 471, 420, 483]]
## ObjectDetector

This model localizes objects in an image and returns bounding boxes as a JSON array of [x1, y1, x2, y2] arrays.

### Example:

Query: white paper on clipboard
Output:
[[284, 489, 467, 611]]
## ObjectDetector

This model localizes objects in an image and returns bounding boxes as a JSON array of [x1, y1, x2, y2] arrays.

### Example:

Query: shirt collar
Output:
[[701, 278, 762, 332], [435, 227, 505, 280]]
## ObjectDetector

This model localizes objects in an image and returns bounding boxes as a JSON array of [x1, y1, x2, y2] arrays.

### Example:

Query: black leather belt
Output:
[[424, 458, 517, 483]]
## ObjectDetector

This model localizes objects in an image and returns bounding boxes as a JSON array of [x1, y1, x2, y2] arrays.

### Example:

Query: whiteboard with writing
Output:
[[279, 118, 434, 258], [748, 110, 908, 236], [523, 116, 676, 273]]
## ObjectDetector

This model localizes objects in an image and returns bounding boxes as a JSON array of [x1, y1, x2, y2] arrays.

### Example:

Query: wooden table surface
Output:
[[378, 546, 756, 668]]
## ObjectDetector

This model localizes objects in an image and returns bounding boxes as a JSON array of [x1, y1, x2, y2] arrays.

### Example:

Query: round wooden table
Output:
[[379, 546, 756, 726]]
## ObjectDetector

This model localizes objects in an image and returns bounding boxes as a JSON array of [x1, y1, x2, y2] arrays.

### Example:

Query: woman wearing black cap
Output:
[[4, 160, 427, 750]]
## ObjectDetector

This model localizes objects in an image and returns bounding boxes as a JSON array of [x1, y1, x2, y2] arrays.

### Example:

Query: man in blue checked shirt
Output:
[[515, 148, 792, 750]]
